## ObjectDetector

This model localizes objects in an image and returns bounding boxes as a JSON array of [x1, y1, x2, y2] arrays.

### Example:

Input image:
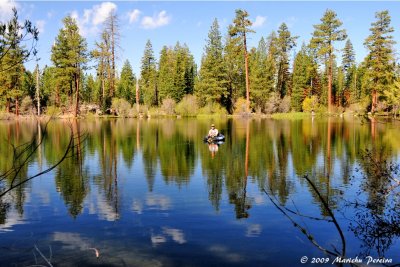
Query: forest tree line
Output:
[[0, 7, 399, 117]]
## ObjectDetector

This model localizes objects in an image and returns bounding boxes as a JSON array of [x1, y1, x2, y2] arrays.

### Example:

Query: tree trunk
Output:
[[371, 89, 377, 113], [6, 99, 10, 113], [111, 16, 115, 98], [328, 56, 333, 113], [74, 72, 80, 117], [244, 32, 250, 113], [15, 98, 19, 116], [136, 80, 140, 113], [36, 64, 41, 116]]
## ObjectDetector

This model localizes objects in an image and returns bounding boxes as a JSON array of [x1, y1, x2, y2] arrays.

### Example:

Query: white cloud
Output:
[[0, 0, 18, 22], [127, 9, 141, 24], [141, 10, 171, 29], [70, 2, 117, 37], [252, 15, 266, 28], [92, 1, 116, 26], [36, 20, 45, 34]]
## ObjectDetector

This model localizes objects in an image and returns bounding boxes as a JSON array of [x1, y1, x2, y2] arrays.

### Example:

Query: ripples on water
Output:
[[0, 117, 399, 266]]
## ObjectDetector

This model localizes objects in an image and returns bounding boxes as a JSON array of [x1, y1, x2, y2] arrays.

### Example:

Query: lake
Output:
[[0, 117, 399, 266]]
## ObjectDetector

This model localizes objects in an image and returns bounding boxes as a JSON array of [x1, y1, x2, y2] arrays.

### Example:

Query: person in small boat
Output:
[[208, 124, 219, 138]]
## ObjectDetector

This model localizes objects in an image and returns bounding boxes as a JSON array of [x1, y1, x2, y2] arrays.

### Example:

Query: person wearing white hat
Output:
[[208, 124, 219, 138]]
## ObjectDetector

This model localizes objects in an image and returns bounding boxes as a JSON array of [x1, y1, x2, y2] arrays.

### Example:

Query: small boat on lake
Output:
[[203, 133, 225, 144]]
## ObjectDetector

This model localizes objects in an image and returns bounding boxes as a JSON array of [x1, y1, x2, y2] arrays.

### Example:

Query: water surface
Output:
[[0, 117, 399, 266]]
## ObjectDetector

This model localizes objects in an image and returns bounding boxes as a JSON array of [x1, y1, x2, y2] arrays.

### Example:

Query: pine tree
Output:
[[0, 8, 37, 114], [82, 74, 96, 103], [195, 19, 228, 106], [364, 10, 396, 113], [117, 60, 136, 104], [249, 37, 274, 112], [342, 39, 357, 104], [158, 46, 175, 102], [51, 16, 88, 116], [228, 9, 254, 112], [224, 34, 245, 113], [292, 45, 309, 111], [276, 23, 297, 98], [140, 40, 158, 106], [0, 8, 38, 74], [311, 9, 347, 113]]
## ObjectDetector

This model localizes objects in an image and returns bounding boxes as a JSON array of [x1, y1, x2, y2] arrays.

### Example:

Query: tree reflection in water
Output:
[[348, 148, 400, 258]]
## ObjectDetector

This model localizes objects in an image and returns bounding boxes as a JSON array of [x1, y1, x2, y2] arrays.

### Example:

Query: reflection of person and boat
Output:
[[203, 124, 225, 157]]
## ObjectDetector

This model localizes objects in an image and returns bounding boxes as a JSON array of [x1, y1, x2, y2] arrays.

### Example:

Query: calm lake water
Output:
[[0, 117, 399, 266]]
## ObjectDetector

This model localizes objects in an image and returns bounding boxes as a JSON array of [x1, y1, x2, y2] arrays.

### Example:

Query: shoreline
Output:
[[0, 111, 388, 121]]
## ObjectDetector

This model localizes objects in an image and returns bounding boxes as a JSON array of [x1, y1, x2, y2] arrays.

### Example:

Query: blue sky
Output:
[[1, 1, 399, 76]]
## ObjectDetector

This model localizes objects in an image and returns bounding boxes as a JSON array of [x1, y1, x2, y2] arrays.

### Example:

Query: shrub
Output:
[[302, 96, 319, 112], [161, 98, 176, 115], [233, 97, 248, 114], [278, 96, 291, 113], [198, 102, 227, 115], [175, 95, 198, 116], [111, 98, 131, 117], [264, 93, 281, 114], [347, 97, 370, 114], [20, 96, 34, 115], [46, 106, 62, 116]]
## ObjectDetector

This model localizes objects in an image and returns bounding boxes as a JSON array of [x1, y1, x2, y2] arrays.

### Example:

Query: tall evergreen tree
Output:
[[364, 10, 396, 113], [311, 9, 347, 113], [342, 39, 357, 104], [292, 45, 310, 111], [140, 40, 158, 106], [0, 8, 38, 74], [249, 37, 274, 112], [158, 46, 175, 102], [224, 34, 245, 113], [228, 9, 254, 112], [276, 23, 297, 98], [51, 16, 88, 116], [195, 19, 228, 106], [117, 60, 136, 104], [0, 8, 38, 114]]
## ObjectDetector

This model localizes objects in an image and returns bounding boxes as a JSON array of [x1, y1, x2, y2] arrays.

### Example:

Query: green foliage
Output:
[[364, 10, 396, 112], [302, 96, 319, 112], [311, 9, 347, 111], [117, 60, 136, 104], [292, 44, 313, 111], [249, 37, 275, 112], [140, 40, 158, 106], [195, 19, 228, 106], [276, 23, 298, 97], [384, 79, 400, 116], [228, 9, 254, 113], [156, 43, 196, 104], [198, 102, 227, 115], [175, 95, 198, 116], [51, 15, 88, 116], [45, 105, 62, 115]]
